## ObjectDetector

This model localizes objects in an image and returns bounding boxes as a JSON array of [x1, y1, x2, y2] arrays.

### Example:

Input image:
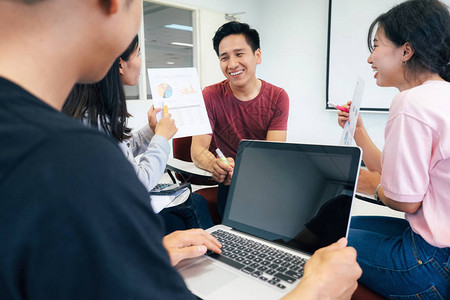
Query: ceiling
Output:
[[143, 2, 194, 68]]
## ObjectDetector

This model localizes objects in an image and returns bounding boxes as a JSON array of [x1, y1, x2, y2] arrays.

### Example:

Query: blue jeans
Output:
[[348, 216, 450, 299], [217, 183, 230, 219], [160, 193, 214, 235]]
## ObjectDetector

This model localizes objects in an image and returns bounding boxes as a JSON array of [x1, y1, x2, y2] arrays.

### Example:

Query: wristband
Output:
[[374, 183, 382, 203]]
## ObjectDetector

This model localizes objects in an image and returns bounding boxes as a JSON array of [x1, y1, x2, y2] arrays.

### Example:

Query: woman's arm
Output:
[[337, 101, 382, 172], [353, 124, 382, 173]]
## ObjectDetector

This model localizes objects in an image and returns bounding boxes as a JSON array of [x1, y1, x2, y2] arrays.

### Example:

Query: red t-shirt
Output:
[[203, 79, 289, 158]]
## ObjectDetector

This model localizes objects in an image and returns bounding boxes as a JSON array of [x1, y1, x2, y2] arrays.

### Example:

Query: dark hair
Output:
[[121, 35, 139, 62], [212, 21, 260, 56], [368, 0, 450, 82], [63, 35, 139, 142]]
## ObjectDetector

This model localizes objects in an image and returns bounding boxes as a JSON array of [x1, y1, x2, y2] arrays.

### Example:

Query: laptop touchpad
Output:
[[180, 258, 238, 295]]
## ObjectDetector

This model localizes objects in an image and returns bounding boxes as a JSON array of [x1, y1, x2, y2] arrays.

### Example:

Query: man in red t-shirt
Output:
[[191, 22, 289, 217]]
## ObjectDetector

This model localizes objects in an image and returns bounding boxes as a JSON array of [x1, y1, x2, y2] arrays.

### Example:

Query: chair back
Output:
[[173, 137, 193, 162]]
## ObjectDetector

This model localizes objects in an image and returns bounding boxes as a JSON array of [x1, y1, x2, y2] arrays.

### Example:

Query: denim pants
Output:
[[160, 193, 214, 235], [217, 183, 230, 219], [348, 216, 450, 299]]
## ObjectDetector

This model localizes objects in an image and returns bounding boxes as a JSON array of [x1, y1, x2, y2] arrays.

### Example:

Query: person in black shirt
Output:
[[0, 1, 361, 299]]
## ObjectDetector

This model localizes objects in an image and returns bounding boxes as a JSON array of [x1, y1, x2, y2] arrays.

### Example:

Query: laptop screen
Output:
[[223, 141, 361, 255]]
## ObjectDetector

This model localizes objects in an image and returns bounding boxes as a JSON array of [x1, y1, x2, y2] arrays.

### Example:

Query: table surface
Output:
[[166, 157, 213, 178]]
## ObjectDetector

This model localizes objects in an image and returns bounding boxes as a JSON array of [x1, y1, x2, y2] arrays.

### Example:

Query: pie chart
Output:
[[157, 83, 173, 98]]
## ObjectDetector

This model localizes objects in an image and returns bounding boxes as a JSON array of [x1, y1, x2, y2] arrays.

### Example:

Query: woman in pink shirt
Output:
[[337, 0, 450, 298]]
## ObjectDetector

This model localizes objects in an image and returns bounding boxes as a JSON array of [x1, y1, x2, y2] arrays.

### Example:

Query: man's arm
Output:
[[265, 87, 289, 142], [282, 238, 362, 300], [266, 130, 287, 141], [191, 134, 233, 184], [191, 134, 215, 172], [21, 134, 195, 299]]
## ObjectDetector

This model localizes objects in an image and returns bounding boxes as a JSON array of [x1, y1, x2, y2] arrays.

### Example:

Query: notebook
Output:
[[176, 141, 362, 299], [149, 183, 191, 213]]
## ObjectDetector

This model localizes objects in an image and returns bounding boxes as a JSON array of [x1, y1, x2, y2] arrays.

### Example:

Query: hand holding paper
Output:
[[147, 105, 161, 133], [154, 113, 178, 140], [337, 101, 351, 129], [328, 101, 349, 113], [339, 78, 365, 146]]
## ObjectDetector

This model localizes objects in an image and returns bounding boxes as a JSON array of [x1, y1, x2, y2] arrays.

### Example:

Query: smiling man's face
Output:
[[218, 34, 261, 89]]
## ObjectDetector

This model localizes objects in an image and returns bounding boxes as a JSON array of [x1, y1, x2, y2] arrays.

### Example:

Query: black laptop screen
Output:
[[222, 141, 361, 255]]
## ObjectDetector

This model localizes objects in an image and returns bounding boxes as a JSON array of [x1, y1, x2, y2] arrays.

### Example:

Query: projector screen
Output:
[[326, 0, 450, 112]]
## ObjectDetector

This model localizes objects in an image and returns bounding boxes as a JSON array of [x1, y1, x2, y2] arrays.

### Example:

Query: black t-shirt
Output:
[[0, 77, 194, 299]]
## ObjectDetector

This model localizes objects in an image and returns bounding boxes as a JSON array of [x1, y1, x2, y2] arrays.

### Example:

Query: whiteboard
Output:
[[326, 0, 450, 111]]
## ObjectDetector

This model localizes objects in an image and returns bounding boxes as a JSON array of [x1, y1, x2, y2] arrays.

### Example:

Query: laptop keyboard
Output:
[[208, 230, 306, 290]]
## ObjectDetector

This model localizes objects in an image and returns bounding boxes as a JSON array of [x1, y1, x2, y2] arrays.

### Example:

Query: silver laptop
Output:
[[177, 141, 362, 299]]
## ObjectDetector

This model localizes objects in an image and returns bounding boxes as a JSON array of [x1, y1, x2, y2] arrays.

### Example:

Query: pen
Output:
[[163, 102, 169, 117], [328, 102, 350, 113], [215, 148, 230, 167]]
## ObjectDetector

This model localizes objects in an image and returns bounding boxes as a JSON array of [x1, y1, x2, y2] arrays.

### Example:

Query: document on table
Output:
[[340, 77, 365, 146], [147, 68, 212, 139]]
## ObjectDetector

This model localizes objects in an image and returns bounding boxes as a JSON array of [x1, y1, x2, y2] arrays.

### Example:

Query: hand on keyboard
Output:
[[162, 229, 222, 266]]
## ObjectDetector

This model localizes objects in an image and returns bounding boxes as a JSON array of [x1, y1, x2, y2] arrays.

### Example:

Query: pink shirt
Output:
[[203, 79, 289, 158], [381, 80, 450, 248]]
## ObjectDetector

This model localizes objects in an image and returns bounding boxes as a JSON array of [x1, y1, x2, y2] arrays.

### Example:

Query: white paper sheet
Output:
[[340, 77, 365, 145], [147, 68, 212, 139], [150, 188, 190, 213]]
